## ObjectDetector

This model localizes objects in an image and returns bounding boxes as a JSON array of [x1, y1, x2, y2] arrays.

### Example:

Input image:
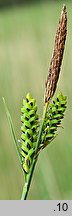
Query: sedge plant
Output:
[[3, 4, 67, 200]]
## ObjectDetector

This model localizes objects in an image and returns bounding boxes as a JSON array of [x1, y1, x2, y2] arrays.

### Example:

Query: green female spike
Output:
[[40, 92, 67, 149], [21, 93, 39, 174]]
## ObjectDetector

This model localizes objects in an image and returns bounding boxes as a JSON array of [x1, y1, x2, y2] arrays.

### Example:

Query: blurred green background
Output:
[[0, 0, 72, 200]]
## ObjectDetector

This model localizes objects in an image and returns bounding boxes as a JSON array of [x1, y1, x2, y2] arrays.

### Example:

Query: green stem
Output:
[[21, 103, 48, 200]]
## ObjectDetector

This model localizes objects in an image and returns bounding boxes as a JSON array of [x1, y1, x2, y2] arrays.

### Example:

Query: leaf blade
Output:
[[3, 97, 22, 165]]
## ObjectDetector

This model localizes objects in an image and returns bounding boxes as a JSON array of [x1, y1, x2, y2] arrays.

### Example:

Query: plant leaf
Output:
[[3, 97, 22, 165]]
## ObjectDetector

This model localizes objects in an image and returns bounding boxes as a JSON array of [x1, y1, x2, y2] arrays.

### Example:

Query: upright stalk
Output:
[[21, 103, 48, 200]]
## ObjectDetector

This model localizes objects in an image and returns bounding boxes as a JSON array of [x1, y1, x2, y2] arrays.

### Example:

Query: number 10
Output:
[[57, 203, 68, 211]]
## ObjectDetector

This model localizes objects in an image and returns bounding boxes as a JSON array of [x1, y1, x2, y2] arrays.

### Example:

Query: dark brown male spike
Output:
[[44, 5, 67, 103]]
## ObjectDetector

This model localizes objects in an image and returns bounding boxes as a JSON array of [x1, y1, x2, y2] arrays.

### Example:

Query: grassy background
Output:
[[0, 0, 72, 199]]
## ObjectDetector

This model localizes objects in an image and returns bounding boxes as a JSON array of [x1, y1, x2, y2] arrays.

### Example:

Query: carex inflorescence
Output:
[[21, 5, 67, 175], [3, 4, 67, 201]]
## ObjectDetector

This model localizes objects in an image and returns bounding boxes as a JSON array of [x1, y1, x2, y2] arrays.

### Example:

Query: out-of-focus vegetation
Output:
[[0, 0, 72, 199], [0, 0, 47, 8]]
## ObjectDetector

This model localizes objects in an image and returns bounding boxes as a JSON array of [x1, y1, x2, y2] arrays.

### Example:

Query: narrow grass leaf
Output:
[[3, 97, 22, 165]]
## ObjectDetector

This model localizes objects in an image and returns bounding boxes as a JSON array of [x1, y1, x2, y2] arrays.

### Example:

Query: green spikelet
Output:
[[40, 92, 67, 148], [21, 93, 39, 174]]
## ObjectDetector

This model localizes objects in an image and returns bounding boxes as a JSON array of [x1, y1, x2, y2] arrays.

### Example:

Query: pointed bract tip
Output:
[[61, 4, 67, 17], [62, 4, 66, 11], [2, 97, 5, 104]]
